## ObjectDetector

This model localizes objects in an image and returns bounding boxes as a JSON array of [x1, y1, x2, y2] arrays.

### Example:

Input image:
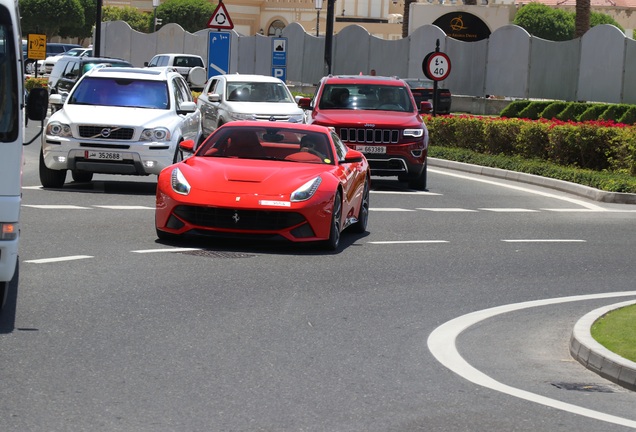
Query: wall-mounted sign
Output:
[[433, 12, 491, 42]]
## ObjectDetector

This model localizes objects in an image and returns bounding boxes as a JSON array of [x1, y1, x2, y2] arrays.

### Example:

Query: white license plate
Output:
[[356, 145, 386, 154], [85, 150, 124, 161]]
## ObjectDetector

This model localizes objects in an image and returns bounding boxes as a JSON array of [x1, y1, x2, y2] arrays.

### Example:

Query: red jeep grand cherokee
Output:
[[299, 75, 429, 190]]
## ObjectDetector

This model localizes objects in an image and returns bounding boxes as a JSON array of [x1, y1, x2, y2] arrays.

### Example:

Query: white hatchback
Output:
[[196, 74, 305, 136], [40, 67, 202, 188]]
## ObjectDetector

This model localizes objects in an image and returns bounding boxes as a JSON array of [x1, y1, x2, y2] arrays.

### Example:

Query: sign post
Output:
[[422, 39, 451, 116], [271, 37, 287, 82]]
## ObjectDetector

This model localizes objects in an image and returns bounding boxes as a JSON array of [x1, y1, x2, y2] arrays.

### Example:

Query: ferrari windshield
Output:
[[198, 126, 334, 165], [318, 84, 414, 112], [69, 77, 170, 109]]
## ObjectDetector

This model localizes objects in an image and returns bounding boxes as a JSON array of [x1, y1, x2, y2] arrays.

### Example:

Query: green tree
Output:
[[59, 0, 96, 44], [155, 0, 216, 33], [513, 3, 574, 41], [19, 0, 84, 39], [590, 11, 624, 31], [102, 5, 153, 33]]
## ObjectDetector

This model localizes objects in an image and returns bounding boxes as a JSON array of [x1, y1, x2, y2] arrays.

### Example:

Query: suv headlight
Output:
[[288, 114, 304, 123], [403, 128, 424, 138], [291, 177, 322, 202], [141, 127, 171, 142], [46, 122, 72, 137], [229, 113, 256, 121]]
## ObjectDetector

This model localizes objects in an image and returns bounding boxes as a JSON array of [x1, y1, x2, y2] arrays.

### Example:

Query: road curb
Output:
[[428, 158, 636, 204], [570, 301, 636, 392]]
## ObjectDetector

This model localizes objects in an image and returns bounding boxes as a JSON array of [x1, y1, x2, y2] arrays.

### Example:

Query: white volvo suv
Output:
[[41, 67, 202, 188]]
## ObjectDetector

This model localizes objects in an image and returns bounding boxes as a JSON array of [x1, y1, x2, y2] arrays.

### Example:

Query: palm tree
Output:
[[401, 0, 415, 38], [575, 0, 591, 37]]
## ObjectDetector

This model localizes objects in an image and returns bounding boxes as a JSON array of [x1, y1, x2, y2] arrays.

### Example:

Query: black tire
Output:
[[72, 170, 93, 183], [173, 142, 184, 163], [0, 261, 18, 311], [351, 178, 369, 234], [408, 161, 427, 191], [324, 191, 342, 251], [24, 59, 35, 74], [39, 147, 67, 188]]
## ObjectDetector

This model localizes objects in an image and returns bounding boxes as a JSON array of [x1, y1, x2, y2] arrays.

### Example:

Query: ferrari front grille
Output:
[[174, 206, 306, 231], [339, 128, 400, 144], [79, 126, 135, 140]]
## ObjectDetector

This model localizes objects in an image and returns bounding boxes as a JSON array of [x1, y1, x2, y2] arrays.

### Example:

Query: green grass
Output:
[[591, 304, 636, 363]]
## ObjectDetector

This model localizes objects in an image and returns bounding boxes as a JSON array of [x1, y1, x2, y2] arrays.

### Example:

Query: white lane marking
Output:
[[417, 208, 478, 212], [131, 248, 202, 254], [428, 291, 636, 428], [24, 255, 93, 264], [429, 168, 607, 211], [370, 208, 416, 212], [371, 191, 442, 196], [480, 208, 539, 212], [94, 205, 154, 210], [22, 186, 43, 190], [544, 208, 636, 213], [368, 240, 449, 244], [502, 239, 586, 243], [22, 205, 91, 209]]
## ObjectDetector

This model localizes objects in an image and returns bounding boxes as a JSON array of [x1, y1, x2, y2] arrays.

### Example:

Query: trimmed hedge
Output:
[[425, 114, 636, 192]]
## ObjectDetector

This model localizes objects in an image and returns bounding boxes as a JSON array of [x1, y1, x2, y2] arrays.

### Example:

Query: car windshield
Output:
[[404, 79, 434, 88], [318, 84, 414, 112], [68, 77, 169, 109], [226, 82, 294, 103], [197, 126, 334, 164]]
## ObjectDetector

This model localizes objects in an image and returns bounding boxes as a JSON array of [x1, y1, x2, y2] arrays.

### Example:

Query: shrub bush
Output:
[[578, 104, 609, 122], [598, 104, 632, 122], [556, 102, 589, 121], [517, 101, 554, 120], [25, 77, 48, 92], [540, 101, 569, 120], [500, 100, 532, 118]]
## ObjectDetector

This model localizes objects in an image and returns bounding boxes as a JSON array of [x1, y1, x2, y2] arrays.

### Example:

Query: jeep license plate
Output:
[[356, 146, 386, 154], [85, 150, 123, 161]]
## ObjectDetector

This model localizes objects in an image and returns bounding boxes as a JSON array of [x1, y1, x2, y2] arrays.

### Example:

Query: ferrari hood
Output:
[[180, 158, 328, 194]]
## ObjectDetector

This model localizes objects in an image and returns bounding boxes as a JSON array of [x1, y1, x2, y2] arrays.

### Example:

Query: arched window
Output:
[[267, 20, 285, 37]]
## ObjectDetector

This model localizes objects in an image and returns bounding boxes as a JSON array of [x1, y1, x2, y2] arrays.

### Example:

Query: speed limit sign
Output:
[[423, 51, 451, 81]]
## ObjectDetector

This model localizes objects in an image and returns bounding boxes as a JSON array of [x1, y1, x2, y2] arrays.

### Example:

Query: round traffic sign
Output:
[[423, 51, 451, 81]]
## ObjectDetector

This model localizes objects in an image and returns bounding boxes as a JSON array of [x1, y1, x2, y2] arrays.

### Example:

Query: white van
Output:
[[0, 0, 48, 309]]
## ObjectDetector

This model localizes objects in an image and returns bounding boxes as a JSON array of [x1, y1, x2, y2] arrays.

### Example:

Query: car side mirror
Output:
[[179, 139, 195, 153], [177, 101, 197, 114], [27, 88, 49, 121], [420, 101, 433, 115], [298, 97, 312, 109], [209, 94, 221, 102], [343, 149, 364, 163], [144, 61, 149, 67]]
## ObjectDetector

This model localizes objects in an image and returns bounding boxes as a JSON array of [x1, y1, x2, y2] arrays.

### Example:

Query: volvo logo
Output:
[[100, 128, 112, 138], [232, 211, 240, 224]]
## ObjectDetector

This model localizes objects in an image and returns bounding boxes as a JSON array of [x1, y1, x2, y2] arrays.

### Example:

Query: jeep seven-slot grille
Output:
[[79, 126, 135, 140], [339, 128, 400, 144], [174, 206, 306, 231]]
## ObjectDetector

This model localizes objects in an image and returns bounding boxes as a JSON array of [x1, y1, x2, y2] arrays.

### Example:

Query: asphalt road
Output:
[[1, 122, 635, 431]]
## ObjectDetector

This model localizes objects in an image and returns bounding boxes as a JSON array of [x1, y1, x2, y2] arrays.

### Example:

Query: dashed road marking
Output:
[[131, 248, 202, 254], [94, 205, 154, 210], [417, 208, 478, 212], [480, 208, 539, 212], [502, 239, 586, 243], [368, 240, 449, 245], [24, 255, 93, 264], [23, 205, 91, 209], [370, 208, 416, 212]]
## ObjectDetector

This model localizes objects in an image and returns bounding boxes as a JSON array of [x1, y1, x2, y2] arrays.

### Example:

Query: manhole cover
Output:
[[551, 382, 615, 393], [179, 250, 255, 259]]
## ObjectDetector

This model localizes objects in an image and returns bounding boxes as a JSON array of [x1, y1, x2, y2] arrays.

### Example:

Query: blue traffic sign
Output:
[[208, 31, 231, 78], [272, 37, 287, 67]]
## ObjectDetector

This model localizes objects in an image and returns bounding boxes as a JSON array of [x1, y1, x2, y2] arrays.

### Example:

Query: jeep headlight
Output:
[[403, 128, 424, 138], [291, 177, 322, 202], [229, 113, 256, 121], [171, 167, 190, 195], [46, 122, 72, 137], [141, 127, 171, 142]]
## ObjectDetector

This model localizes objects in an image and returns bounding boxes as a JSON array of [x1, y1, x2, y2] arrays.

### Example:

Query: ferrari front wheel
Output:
[[324, 191, 342, 251]]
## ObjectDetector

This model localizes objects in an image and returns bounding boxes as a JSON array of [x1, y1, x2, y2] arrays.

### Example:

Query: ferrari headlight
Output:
[[46, 122, 72, 137], [229, 112, 256, 121], [141, 127, 171, 142], [291, 177, 322, 202], [404, 128, 424, 138], [171, 167, 190, 195]]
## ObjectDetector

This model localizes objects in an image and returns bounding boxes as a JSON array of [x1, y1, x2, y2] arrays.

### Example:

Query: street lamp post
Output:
[[324, 0, 335, 74], [315, 0, 323, 37]]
